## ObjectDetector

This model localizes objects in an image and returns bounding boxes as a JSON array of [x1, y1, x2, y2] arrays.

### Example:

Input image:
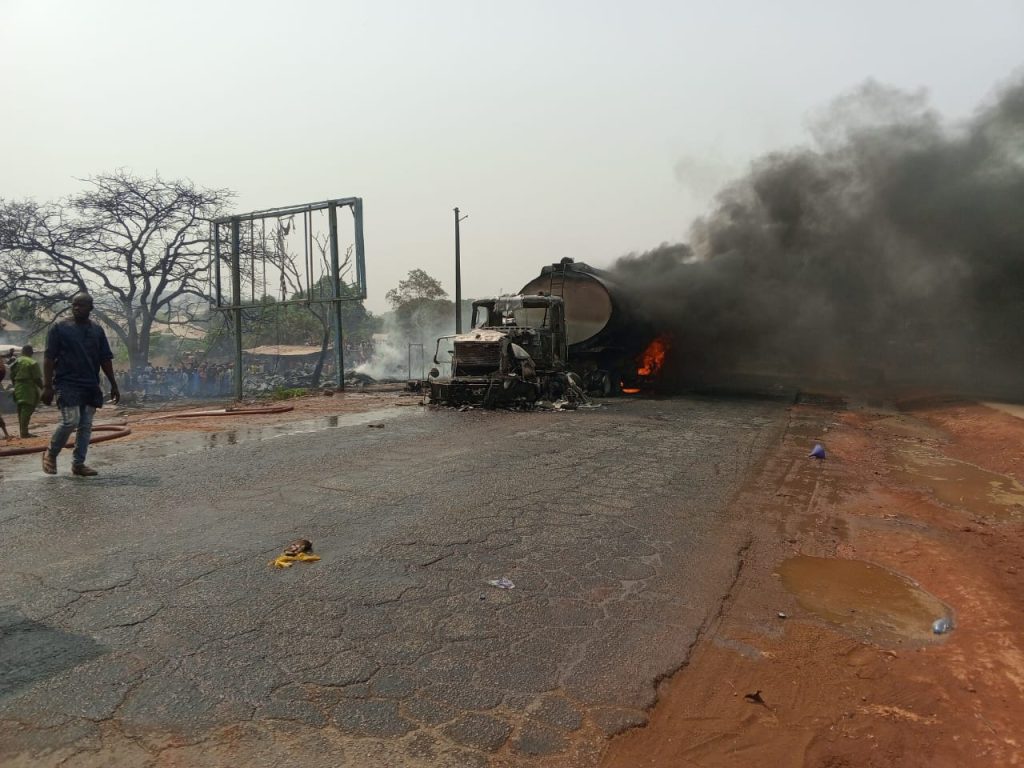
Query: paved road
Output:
[[0, 397, 785, 767]]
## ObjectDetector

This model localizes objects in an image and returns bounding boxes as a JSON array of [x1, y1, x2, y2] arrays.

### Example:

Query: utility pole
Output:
[[454, 207, 468, 333]]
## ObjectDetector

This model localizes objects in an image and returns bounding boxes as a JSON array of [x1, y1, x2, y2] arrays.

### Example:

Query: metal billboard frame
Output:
[[211, 197, 366, 397]]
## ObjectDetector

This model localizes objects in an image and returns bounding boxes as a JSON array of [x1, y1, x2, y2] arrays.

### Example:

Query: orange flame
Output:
[[637, 335, 669, 377]]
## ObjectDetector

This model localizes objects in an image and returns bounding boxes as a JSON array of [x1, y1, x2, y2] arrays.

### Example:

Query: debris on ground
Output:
[[367, 423, 385, 429], [932, 617, 953, 634], [345, 371, 378, 386], [487, 577, 515, 589], [809, 443, 827, 459], [744, 690, 768, 707], [271, 538, 321, 569]]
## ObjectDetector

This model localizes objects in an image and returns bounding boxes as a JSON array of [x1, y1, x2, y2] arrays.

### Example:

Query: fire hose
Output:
[[0, 405, 294, 457], [138, 405, 295, 422], [0, 424, 133, 457]]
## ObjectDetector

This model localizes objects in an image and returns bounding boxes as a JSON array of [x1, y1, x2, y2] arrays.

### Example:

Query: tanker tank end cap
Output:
[[808, 443, 826, 459]]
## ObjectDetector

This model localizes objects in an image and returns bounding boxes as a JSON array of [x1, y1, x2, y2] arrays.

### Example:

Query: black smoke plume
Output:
[[612, 76, 1024, 396]]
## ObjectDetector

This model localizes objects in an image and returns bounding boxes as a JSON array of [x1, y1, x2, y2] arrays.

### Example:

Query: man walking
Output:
[[41, 293, 120, 476], [12, 345, 43, 438]]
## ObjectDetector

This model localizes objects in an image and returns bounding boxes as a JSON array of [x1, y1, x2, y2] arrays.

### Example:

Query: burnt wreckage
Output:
[[427, 259, 652, 407]]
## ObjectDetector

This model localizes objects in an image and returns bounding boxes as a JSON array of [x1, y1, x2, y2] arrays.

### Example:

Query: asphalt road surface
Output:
[[0, 397, 786, 767]]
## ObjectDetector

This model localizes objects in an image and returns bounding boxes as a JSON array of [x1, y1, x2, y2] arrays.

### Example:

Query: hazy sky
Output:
[[3, 0, 1022, 313]]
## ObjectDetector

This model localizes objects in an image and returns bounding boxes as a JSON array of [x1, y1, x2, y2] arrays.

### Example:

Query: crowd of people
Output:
[[116, 362, 235, 400], [4, 341, 378, 418]]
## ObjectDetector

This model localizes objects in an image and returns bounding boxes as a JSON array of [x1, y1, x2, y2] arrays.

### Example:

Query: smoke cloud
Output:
[[357, 303, 450, 381], [612, 76, 1024, 396]]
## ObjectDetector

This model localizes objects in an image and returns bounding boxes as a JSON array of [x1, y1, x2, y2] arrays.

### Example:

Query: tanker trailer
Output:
[[425, 259, 650, 406], [520, 258, 650, 395]]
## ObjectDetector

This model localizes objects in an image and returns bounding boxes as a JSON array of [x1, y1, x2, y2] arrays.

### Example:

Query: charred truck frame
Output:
[[427, 259, 652, 407]]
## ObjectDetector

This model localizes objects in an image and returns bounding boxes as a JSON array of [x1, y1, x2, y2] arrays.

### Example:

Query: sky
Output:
[[2, 0, 1022, 314]]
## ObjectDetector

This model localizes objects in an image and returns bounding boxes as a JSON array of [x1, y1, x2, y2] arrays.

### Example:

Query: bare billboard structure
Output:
[[211, 198, 366, 398]]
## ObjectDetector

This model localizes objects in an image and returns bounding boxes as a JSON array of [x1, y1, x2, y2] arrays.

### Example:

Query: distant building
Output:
[[0, 317, 30, 350], [150, 321, 208, 340], [242, 344, 326, 371]]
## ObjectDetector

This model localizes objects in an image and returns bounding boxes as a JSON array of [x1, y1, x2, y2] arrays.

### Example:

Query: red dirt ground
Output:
[[600, 399, 1024, 768]]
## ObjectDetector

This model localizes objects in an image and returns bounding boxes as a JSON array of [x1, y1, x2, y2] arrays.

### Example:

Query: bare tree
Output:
[[0, 171, 232, 367], [263, 219, 356, 387]]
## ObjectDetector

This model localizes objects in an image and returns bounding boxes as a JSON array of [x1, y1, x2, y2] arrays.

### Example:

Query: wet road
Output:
[[0, 397, 785, 767]]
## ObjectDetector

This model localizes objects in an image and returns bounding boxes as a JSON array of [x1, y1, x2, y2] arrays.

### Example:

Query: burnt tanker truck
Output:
[[426, 258, 652, 407]]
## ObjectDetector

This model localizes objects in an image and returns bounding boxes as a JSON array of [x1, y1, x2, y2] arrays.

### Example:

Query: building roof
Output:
[[0, 317, 27, 332], [242, 344, 327, 357], [150, 321, 207, 340]]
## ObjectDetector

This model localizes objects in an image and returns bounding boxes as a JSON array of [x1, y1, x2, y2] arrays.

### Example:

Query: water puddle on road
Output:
[[4, 408, 419, 475], [779, 555, 950, 645], [146, 408, 419, 457], [891, 447, 1024, 520]]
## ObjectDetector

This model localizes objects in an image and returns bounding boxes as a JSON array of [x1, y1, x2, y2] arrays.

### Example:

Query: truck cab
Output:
[[462, 295, 568, 374], [428, 294, 578, 406]]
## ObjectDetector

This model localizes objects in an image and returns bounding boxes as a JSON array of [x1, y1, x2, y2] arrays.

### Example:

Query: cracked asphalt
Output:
[[0, 396, 786, 767]]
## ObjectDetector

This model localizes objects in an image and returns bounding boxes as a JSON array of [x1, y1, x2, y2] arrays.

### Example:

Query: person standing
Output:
[[41, 293, 120, 476], [0, 356, 11, 440], [12, 345, 43, 438]]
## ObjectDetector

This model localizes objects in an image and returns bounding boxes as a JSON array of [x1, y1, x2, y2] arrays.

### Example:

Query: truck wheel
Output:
[[605, 367, 622, 397]]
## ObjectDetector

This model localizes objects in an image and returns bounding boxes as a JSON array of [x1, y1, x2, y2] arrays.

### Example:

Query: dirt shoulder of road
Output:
[[601, 397, 1024, 768]]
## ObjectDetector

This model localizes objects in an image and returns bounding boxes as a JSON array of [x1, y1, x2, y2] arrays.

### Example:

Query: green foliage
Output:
[[241, 277, 376, 349], [271, 387, 308, 400], [0, 295, 37, 324], [384, 269, 454, 342], [385, 269, 448, 309], [391, 298, 453, 343]]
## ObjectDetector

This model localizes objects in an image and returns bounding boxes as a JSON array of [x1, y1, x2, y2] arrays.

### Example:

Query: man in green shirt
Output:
[[12, 344, 43, 438]]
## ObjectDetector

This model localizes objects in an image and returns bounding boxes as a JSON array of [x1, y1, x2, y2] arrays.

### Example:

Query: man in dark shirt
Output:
[[41, 293, 121, 476]]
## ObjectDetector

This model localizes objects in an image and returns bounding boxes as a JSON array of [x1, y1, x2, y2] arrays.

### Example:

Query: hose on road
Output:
[[140, 405, 295, 421], [0, 424, 133, 457], [1, 404, 294, 457]]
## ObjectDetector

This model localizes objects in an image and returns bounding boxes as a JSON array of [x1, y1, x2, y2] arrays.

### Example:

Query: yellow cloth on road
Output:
[[271, 552, 321, 569]]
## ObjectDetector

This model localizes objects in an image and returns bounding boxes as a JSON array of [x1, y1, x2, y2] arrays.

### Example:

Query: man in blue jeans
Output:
[[41, 293, 121, 476]]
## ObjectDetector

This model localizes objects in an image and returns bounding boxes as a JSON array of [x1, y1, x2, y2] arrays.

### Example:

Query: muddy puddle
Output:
[[127, 408, 419, 459], [779, 555, 951, 645], [891, 446, 1024, 520], [0, 408, 421, 481]]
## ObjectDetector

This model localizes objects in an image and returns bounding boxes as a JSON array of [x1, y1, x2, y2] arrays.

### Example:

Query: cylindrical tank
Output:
[[519, 259, 637, 353]]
